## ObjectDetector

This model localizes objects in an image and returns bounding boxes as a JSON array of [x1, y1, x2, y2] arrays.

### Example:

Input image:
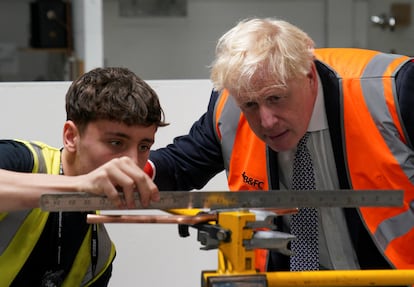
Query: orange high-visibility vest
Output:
[[316, 48, 414, 270], [213, 48, 414, 271]]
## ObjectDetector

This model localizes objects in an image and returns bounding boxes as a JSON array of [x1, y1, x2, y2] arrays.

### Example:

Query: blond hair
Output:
[[210, 18, 315, 94]]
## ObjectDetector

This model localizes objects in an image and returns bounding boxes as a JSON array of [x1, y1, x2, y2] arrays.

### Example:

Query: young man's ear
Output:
[[63, 120, 79, 152]]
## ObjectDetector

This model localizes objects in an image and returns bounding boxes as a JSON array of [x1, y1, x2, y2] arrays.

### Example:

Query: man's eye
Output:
[[242, 101, 258, 110], [268, 95, 283, 103]]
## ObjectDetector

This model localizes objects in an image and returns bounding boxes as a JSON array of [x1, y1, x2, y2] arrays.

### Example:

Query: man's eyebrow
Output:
[[238, 84, 287, 97]]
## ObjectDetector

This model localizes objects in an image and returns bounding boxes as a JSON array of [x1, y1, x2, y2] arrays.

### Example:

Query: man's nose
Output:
[[259, 105, 278, 128]]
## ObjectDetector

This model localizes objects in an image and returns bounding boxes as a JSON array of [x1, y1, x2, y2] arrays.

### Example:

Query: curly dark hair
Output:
[[65, 67, 168, 133]]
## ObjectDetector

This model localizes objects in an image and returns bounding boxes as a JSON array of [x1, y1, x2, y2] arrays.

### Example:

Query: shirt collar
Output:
[[307, 73, 328, 132]]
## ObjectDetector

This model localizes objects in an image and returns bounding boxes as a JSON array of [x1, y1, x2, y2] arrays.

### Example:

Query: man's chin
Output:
[[265, 136, 296, 152]]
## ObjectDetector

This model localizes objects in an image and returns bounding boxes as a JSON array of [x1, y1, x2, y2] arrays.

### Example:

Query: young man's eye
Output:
[[108, 140, 122, 147], [138, 144, 151, 152]]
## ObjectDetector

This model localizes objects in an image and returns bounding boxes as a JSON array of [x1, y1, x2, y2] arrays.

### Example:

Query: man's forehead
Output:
[[231, 83, 288, 100]]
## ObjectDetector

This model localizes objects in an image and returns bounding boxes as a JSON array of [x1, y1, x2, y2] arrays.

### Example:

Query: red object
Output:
[[144, 160, 154, 179]]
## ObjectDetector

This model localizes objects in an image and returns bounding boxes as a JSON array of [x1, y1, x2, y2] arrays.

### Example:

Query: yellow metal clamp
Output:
[[216, 211, 257, 274]]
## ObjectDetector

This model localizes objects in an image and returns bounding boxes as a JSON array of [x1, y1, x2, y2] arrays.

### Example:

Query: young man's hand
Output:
[[79, 157, 160, 209]]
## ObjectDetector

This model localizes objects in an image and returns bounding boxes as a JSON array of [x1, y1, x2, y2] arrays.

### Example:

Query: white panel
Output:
[[0, 82, 68, 145]]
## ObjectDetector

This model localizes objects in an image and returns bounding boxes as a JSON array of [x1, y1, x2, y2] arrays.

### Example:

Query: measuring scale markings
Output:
[[40, 190, 404, 212]]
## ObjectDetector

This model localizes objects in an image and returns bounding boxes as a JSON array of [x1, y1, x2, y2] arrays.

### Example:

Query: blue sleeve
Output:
[[0, 140, 34, 172], [149, 90, 225, 191]]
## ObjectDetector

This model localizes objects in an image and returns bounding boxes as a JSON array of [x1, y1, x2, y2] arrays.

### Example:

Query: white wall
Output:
[[102, 0, 414, 80], [103, 0, 327, 79], [0, 80, 226, 287]]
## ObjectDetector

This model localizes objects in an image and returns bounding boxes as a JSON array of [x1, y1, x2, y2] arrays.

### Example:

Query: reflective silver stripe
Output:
[[361, 54, 414, 183], [214, 92, 241, 174], [0, 210, 31, 254], [80, 225, 113, 285], [375, 201, 414, 250], [0, 142, 48, 255], [29, 142, 48, 173], [361, 54, 414, 249]]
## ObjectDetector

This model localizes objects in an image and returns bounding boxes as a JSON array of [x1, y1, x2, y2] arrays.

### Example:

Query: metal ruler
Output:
[[40, 189, 403, 212]]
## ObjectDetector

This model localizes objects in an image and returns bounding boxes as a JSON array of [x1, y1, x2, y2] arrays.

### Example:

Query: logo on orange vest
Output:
[[242, 171, 264, 189]]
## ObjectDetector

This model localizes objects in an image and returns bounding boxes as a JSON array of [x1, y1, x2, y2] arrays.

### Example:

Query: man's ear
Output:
[[307, 63, 318, 94], [63, 120, 79, 152]]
